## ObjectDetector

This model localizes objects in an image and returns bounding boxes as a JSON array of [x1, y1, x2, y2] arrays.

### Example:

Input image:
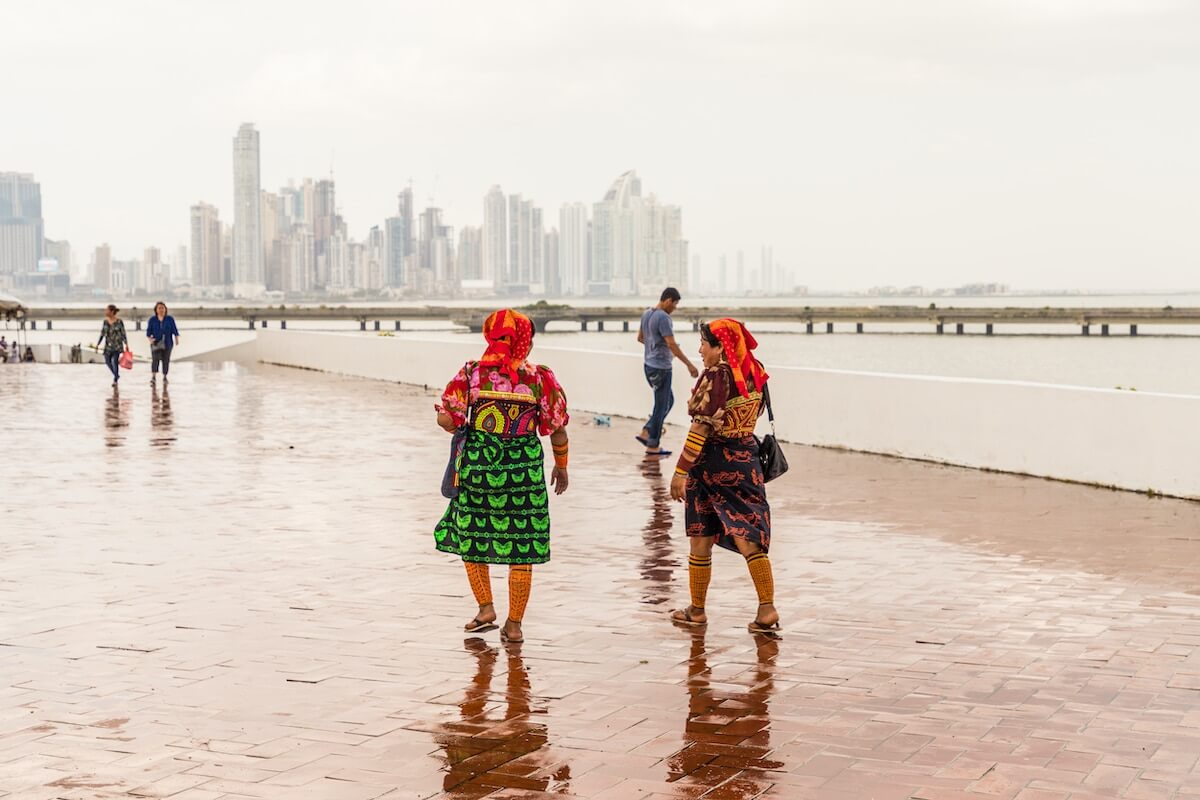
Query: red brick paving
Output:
[[2, 363, 1199, 799]]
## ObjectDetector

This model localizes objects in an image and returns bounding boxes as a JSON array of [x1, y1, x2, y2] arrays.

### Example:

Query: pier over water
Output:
[[20, 301, 1200, 335]]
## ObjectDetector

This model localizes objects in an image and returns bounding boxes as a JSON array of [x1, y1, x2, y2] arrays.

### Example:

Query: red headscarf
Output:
[[707, 318, 769, 397], [480, 309, 534, 382]]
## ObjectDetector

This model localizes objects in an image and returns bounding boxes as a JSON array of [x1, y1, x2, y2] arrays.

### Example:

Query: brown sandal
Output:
[[670, 607, 707, 627]]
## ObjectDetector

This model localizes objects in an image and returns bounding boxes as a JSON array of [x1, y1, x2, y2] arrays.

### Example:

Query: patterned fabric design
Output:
[[508, 565, 533, 621], [464, 562, 493, 605], [98, 319, 128, 354], [686, 365, 763, 438], [472, 396, 540, 437], [684, 435, 771, 554], [437, 362, 569, 437], [745, 552, 774, 603], [706, 318, 769, 397], [434, 430, 551, 564], [688, 555, 712, 609]]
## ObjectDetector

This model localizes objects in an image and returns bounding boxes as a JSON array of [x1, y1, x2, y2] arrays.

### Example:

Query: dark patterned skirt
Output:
[[685, 435, 771, 554], [434, 430, 551, 564]]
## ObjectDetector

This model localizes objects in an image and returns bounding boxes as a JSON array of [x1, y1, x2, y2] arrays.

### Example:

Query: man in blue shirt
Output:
[[637, 287, 698, 456]]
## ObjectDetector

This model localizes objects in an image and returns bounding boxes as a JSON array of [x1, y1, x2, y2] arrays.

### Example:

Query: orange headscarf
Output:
[[707, 318, 769, 397], [480, 309, 534, 382]]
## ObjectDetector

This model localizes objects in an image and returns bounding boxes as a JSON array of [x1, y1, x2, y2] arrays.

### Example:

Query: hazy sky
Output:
[[4, 0, 1199, 290]]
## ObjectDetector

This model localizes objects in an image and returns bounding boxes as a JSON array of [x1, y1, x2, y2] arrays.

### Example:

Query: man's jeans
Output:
[[643, 365, 674, 448]]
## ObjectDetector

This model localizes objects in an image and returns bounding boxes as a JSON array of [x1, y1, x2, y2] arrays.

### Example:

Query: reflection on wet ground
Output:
[[3, 363, 1199, 799]]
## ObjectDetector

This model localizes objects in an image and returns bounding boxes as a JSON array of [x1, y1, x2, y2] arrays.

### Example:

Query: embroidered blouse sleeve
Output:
[[687, 366, 730, 427], [436, 363, 472, 428], [535, 365, 570, 436]]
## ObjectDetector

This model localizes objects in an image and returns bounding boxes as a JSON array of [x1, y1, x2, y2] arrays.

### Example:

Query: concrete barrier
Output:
[[252, 330, 1200, 501]]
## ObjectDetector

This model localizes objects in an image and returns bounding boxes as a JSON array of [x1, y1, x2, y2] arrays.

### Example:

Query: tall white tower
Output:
[[232, 123, 264, 297]]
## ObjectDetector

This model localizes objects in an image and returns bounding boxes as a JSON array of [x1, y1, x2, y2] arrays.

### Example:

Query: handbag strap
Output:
[[762, 383, 777, 437]]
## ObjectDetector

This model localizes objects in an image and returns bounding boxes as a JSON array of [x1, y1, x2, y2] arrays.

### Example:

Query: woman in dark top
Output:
[[146, 301, 180, 384], [97, 304, 128, 387], [669, 319, 779, 634]]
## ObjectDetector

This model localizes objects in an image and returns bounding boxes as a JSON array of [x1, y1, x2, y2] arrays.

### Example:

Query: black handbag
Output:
[[441, 426, 468, 498], [757, 384, 789, 482]]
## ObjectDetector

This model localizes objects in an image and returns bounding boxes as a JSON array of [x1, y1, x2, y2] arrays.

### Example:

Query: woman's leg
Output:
[[463, 562, 496, 630], [161, 347, 172, 377], [732, 538, 778, 627], [151, 350, 161, 376], [672, 536, 714, 624], [504, 565, 533, 641], [105, 351, 120, 381]]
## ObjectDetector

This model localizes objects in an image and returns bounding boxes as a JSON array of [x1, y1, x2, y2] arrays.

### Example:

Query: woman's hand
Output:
[[670, 473, 687, 502], [551, 467, 569, 495]]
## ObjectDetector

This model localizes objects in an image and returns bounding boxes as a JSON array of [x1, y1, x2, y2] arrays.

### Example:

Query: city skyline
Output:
[[3, 2, 1198, 292]]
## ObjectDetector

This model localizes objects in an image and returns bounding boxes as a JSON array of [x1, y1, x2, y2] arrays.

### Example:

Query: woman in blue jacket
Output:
[[146, 301, 180, 384]]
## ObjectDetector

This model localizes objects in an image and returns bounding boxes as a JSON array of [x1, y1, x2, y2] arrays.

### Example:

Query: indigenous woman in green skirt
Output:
[[435, 309, 570, 642]]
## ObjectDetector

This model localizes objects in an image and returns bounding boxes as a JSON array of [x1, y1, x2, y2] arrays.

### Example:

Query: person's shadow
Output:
[[638, 457, 677, 606], [151, 385, 175, 447], [433, 639, 570, 796], [104, 387, 129, 448], [666, 630, 782, 787]]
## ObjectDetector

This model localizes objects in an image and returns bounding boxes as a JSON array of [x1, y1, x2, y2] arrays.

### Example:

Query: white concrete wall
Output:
[[252, 330, 1200, 501]]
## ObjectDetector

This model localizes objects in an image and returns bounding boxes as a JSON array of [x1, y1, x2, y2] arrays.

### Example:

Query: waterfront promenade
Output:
[[3, 363, 1199, 799]]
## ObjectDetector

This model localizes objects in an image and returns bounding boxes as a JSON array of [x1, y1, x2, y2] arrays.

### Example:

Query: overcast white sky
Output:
[[4, 0, 1199, 290]]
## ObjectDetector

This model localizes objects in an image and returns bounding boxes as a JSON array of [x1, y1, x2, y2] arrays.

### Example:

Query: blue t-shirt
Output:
[[640, 307, 675, 369]]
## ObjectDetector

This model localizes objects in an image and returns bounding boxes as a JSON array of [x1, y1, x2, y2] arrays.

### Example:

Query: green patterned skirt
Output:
[[434, 430, 551, 564]]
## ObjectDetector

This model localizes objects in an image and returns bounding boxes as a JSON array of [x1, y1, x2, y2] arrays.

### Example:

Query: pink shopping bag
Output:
[[119, 349, 133, 370]]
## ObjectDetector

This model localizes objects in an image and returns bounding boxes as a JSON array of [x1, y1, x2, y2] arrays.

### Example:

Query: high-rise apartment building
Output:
[[93, 243, 112, 292], [232, 123, 264, 296], [385, 188, 414, 288], [261, 190, 282, 291], [457, 226, 483, 282], [190, 203, 222, 288], [43, 239, 71, 278], [313, 179, 338, 288], [0, 172, 44, 282], [589, 171, 685, 296], [543, 228, 559, 296], [558, 202, 589, 297], [482, 186, 506, 287]]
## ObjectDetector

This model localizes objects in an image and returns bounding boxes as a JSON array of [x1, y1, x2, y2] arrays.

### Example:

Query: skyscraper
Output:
[[482, 185, 506, 287], [558, 202, 589, 297], [190, 203, 222, 288], [232, 123, 264, 296], [543, 228, 560, 296], [0, 173, 44, 283], [591, 171, 642, 295], [93, 243, 112, 292], [458, 226, 483, 282], [385, 187, 414, 288]]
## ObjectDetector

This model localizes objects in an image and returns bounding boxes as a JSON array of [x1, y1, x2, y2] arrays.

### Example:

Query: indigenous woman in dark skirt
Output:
[[435, 309, 570, 643], [669, 318, 779, 634]]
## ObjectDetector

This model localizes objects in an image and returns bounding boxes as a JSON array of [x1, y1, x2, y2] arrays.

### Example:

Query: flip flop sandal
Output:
[[464, 617, 498, 633], [747, 620, 782, 635], [635, 434, 651, 446], [670, 608, 707, 627], [644, 449, 673, 458], [499, 629, 524, 643]]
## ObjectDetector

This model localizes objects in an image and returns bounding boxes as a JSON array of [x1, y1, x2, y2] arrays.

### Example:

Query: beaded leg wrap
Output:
[[688, 555, 712, 609], [508, 565, 533, 622], [464, 562, 493, 606], [744, 552, 774, 604]]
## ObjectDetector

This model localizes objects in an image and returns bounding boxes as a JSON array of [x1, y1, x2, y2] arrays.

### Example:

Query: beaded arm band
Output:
[[552, 441, 569, 469], [674, 428, 710, 476]]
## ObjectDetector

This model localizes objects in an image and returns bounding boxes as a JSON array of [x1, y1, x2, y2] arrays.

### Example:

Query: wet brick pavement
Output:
[[2, 362, 1199, 799]]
